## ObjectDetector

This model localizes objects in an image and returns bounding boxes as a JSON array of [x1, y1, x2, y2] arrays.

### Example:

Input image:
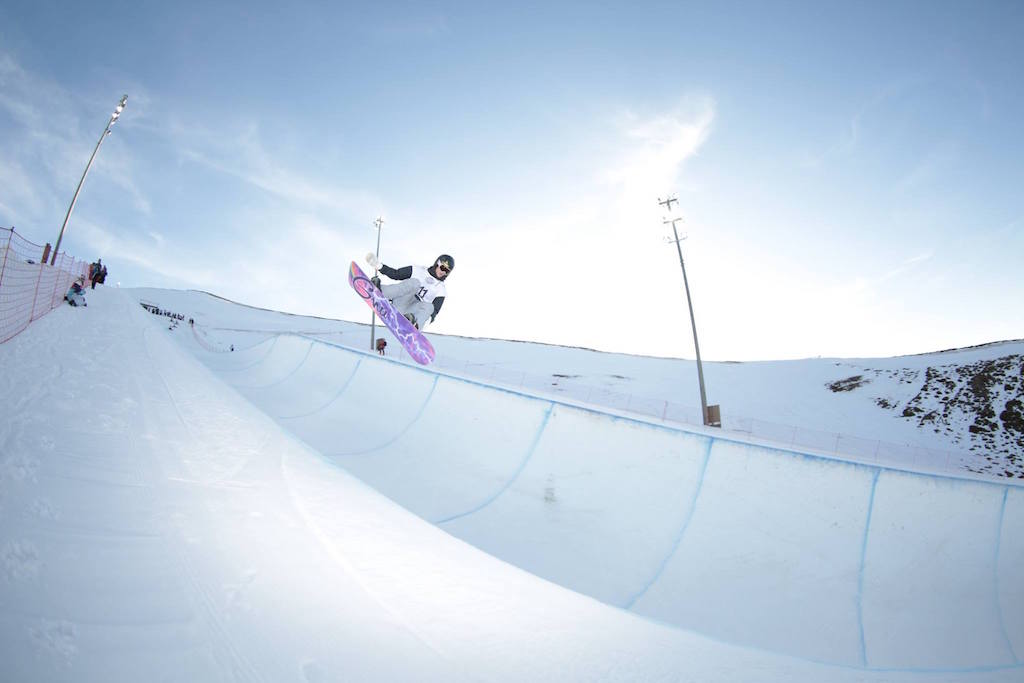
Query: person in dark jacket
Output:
[[89, 259, 103, 289]]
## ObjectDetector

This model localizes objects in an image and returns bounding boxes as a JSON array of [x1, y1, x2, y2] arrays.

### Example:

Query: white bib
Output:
[[410, 265, 447, 303]]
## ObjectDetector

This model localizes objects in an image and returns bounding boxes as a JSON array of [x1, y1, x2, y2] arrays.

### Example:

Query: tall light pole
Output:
[[51, 95, 128, 266], [660, 196, 710, 426], [369, 216, 384, 350]]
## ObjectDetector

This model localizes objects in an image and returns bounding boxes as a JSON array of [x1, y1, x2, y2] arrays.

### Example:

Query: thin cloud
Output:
[[430, 98, 717, 351], [0, 52, 144, 233], [175, 127, 382, 220], [879, 251, 934, 282], [801, 78, 926, 169], [896, 141, 959, 193], [826, 251, 935, 305], [602, 97, 715, 211]]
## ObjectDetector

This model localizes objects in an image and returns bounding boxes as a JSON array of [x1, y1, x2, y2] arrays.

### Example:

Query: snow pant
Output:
[[379, 279, 433, 329]]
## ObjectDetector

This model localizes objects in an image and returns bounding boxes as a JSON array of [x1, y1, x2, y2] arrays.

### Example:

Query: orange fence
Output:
[[0, 227, 90, 343]]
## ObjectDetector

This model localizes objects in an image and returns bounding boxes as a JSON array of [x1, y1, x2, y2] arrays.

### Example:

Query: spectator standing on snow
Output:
[[89, 259, 103, 289]]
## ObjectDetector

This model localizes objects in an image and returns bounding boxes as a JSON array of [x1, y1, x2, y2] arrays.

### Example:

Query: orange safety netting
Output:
[[0, 227, 90, 343]]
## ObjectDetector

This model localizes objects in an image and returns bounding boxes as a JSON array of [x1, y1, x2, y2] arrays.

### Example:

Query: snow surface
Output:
[[1, 286, 1022, 682]]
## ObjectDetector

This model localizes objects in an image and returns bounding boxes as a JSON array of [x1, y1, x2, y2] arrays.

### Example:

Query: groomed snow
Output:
[[1, 286, 1021, 682]]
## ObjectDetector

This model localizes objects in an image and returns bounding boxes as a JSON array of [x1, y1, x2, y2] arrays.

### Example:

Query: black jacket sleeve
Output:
[[379, 264, 413, 280], [431, 297, 444, 322]]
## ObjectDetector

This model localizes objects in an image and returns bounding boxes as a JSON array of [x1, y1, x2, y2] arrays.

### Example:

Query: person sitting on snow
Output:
[[366, 252, 453, 330], [65, 280, 87, 307]]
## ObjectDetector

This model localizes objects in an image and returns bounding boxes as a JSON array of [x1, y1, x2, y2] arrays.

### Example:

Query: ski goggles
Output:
[[437, 260, 452, 273]]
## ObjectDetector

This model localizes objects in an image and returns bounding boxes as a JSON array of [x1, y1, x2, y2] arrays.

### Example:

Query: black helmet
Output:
[[434, 254, 454, 278]]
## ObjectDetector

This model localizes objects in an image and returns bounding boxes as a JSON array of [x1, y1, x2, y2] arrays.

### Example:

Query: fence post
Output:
[[0, 227, 11, 290], [30, 255, 46, 323], [48, 254, 65, 311]]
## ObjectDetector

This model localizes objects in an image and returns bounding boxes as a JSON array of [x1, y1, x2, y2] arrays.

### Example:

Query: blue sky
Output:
[[1, 1, 1021, 360]]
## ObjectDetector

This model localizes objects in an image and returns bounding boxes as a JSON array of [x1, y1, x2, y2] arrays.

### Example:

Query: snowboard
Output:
[[348, 261, 436, 365]]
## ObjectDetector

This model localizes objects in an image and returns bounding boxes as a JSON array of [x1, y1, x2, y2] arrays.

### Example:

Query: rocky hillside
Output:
[[827, 348, 1024, 480]]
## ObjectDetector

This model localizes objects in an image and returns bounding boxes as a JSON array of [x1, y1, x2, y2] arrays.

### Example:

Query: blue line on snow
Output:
[[277, 358, 363, 420], [623, 437, 713, 609], [856, 468, 881, 667], [994, 487, 1019, 663], [327, 375, 440, 456], [246, 338, 315, 389], [435, 402, 555, 524]]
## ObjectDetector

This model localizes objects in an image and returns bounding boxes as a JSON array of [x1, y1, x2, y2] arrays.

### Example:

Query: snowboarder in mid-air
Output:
[[366, 252, 453, 330]]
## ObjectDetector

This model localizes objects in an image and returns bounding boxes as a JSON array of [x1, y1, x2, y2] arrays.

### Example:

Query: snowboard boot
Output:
[[403, 312, 419, 329], [370, 276, 381, 290]]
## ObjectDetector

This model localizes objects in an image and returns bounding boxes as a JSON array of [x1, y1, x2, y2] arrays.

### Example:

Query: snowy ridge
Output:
[[827, 354, 1024, 478]]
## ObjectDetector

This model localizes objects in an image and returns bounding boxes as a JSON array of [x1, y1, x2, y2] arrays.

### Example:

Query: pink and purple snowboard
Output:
[[348, 261, 436, 365]]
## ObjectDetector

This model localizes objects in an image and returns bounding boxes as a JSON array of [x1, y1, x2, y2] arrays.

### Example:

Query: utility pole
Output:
[[52, 95, 127, 266], [369, 216, 384, 351], [660, 195, 711, 426]]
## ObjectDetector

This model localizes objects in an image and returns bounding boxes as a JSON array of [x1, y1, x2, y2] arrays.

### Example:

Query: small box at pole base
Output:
[[705, 404, 721, 428]]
